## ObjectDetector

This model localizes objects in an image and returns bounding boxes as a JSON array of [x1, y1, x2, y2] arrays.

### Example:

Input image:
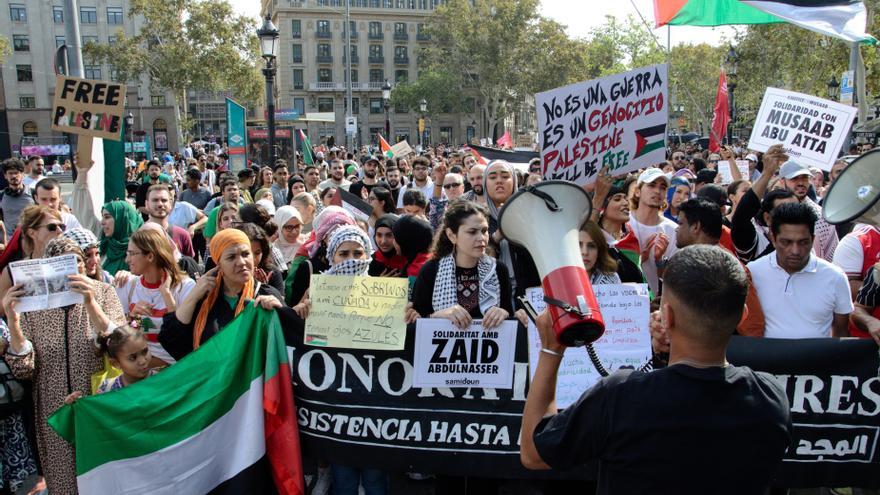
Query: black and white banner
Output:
[[291, 327, 880, 487]]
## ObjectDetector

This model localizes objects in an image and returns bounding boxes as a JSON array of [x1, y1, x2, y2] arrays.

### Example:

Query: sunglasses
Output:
[[40, 223, 66, 232], [443, 183, 463, 189]]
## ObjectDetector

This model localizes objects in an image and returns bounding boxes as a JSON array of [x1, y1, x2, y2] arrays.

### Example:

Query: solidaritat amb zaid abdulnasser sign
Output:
[[289, 323, 880, 487]]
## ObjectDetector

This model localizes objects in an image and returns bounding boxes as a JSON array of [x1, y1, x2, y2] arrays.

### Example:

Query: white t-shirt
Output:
[[318, 178, 352, 192], [832, 224, 879, 277], [61, 211, 81, 231], [169, 201, 199, 229], [748, 253, 853, 339], [23, 175, 44, 189], [396, 179, 435, 209], [116, 275, 196, 363], [627, 215, 678, 294]]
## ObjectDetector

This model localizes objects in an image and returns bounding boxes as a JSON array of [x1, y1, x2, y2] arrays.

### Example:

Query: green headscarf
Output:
[[100, 200, 143, 275]]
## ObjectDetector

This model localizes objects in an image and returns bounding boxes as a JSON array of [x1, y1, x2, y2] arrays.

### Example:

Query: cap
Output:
[[637, 168, 670, 186], [745, 153, 759, 162], [696, 184, 730, 207], [695, 169, 717, 185], [780, 160, 811, 179], [316, 151, 325, 159], [365, 156, 381, 166]]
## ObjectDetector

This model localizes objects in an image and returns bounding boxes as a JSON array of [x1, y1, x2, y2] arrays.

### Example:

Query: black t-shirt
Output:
[[533, 364, 792, 495]]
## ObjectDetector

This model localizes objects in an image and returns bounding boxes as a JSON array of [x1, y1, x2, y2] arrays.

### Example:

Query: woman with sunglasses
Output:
[[4, 236, 125, 493]]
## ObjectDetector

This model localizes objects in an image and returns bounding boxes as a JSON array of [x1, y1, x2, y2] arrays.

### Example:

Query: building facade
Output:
[[1, 0, 179, 159], [262, 0, 484, 148]]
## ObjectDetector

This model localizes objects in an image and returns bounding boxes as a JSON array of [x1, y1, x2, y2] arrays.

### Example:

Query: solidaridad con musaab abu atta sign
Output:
[[536, 64, 668, 186]]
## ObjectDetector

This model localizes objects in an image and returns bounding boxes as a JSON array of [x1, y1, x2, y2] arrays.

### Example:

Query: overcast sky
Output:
[[229, 0, 737, 47]]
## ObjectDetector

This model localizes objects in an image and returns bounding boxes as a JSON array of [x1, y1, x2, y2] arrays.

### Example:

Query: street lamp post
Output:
[[258, 13, 280, 165], [725, 45, 738, 145], [419, 98, 427, 149], [828, 75, 840, 102], [125, 112, 134, 161], [382, 80, 392, 140]]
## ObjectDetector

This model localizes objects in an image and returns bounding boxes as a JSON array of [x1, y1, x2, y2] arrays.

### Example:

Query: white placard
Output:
[[413, 318, 518, 389], [747, 87, 857, 171], [389, 140, 414, 158], [535, 64, 668, 186], [525, 284, 651, 408], [9, 255, 83, 312], [717, 159, 751, 184]]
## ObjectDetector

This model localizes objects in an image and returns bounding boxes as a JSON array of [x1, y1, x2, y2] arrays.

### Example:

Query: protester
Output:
[[22, 156, 44, 190], [663, 176, 691, 223], [135, 160, 170, 213], [429, 169, 465, 230], [168, 187, 208, 238], [625, 168, 677, 295], [271, 163, 291, 208], [238, 168, 256, 204], [179, 168, 212, 211], [725, 179, 751, 226], [369, 214, 406, 277], [3, 236, 124, 493], [0, 317, 39, 495], [401, 189, 429, 220], [392, 214, 433, 284], [292, 191, 318, 234], [93, 326, 158, 394], [318, 159, 352, 193], [349, 157, 381, 199], [320, 187, 337, 207], [383, 166, 403, 204], [33, 178, 82, 231], [748, 202, 852, 338], [411, 201, 512, 329], [367, 186, 397, 229], [0, 158, 34, 238], [256, 166, 274, 194], [63, 227, 112, 284], [521, 245, 792, 493], [238, 222, 285, 293], [777, 159, 838, 262], [396, 157, 434, 210], [273, 206, 305, 267], [303, 165, 321, 194], [578, 220, 621, 284], [100, 200, 144, 276], [589, 175, 647, 285], [203, 179, 244, 213], [145, 185, 196, 258]]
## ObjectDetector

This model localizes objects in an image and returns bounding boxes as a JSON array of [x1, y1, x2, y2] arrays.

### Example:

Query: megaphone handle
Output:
[[517, 296, 539, 325]]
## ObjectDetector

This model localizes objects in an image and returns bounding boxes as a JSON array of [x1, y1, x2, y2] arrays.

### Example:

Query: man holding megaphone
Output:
[[520, 245, 792, 494]]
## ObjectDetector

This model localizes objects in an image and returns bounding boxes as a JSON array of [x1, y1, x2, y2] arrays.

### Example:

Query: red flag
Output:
[[496, 131, 512, 149], [378, 133, 393, 157], [709, 70, 730, 153], [463, 146, 488, 165]]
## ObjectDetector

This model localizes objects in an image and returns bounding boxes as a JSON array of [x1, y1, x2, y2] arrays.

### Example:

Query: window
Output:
[[348, 20, 357, 37], [394, 46, 408, 63], [316, 20, 330, 37], [20, 96, 36, 109], [80, 6, 97, 23], [13, 35, 29, 52], [108, 35, 118, 46], [292, 44, 302, 63], [82, 35, 99, 46], [318, 68, 332, 83], [369, 44, 383, 57], [84, 65, 102, 79], [369, 21, 382, 39], [369, 68, 384, 83], [347, 44, 358, 64], [151, 95, 166, 106], [350, 69, 358, 83], [16, 65, 32, 82], [22, 122, 38, 136], [291, 20, 301, 38], [55, 36, 66, 48], [107, 7, 123, 24], [317, 97, 334, 112], [317, 43, 331, 57], [394, 22, 407, 39], [370, 99, 383, 114], [293, 98, 305, 116], [53, 6, 64, 23], [9, 4, 26, 22], [350, 97, 360, 110], [292, 69, 303, 90], [110, 67, 120, 81], [395, 69, 408, 83], [395, 103, 408, 113]]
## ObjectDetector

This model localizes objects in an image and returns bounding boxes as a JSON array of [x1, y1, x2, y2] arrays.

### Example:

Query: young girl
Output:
[[96, 326, 157, 393]]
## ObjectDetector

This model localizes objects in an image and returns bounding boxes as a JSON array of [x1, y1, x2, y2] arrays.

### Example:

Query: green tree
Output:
[[668, 43, 726, 135], [0, 36, 9, 63], [84, 0, 262, 142]]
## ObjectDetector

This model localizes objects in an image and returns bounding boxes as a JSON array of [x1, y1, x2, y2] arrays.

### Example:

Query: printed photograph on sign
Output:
[[535, 64, 668, 186], [413, 318, 518, 389]]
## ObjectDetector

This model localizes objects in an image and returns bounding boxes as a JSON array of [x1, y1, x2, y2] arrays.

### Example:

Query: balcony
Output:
[[316, 55, 333, 64], [315, 31, 331, 39], [308, 81, 390, 92], [417, 32, 430, 41], [394, 32, 408, 41], [368, 32, 383, 40], [368, 55, 384, 64], [343, 54, 359, 64], [394, 56, 409, 65]]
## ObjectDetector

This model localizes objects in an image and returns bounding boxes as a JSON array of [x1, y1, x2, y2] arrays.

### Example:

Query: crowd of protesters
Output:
[[0, 133, 877, 494]]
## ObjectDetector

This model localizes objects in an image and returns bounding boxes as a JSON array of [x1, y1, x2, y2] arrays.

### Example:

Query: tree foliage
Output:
[[83, 0, 262, 139]]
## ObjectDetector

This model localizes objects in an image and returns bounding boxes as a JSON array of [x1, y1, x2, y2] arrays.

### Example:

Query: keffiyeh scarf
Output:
[[432, 254, 500, 315]]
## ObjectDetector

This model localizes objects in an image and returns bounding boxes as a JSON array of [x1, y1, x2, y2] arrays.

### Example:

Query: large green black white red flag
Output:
[[48, 306, 304, 495], [654, 0, 876, 43]]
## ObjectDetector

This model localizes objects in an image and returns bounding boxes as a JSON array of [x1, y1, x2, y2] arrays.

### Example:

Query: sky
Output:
[[228, 0, 737, 47]]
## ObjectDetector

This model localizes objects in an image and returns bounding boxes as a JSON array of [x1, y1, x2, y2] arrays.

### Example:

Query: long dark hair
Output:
[[238, 203, 278, 237], [237, 223, 278, 271], [371, 186, 396, 215], [433, 201, 489, 259]]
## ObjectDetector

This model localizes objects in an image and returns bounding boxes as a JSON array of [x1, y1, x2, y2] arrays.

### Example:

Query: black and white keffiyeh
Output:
[[324, 225, 373, 277], [432, 254, 500, 314]]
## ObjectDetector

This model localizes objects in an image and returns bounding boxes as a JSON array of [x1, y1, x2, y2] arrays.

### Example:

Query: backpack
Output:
[[0, 356, 25, 417]]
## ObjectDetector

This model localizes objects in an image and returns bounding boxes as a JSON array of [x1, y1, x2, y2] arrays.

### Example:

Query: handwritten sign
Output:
[[526, 284, 651, 408], [305, 275, 409, 350], [51, 75, 126, 140], [535, 64, 668, 186], [413, 318, 518, 389], [747, 87, 857, 171], [717, 159, 751, 184], [390, 140, 415, 158]]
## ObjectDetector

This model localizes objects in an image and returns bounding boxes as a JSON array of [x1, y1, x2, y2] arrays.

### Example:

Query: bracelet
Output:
[[540, 348, 564, 358]]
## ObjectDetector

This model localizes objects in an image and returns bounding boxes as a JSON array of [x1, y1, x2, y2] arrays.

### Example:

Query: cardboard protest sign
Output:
[[717, 159, 751, 184], [51, 75, 126, 141], [390, 140, 415, 158], [536, 64, 668, 186], [747, 87, 857, 171], [525, 284, 651, 408], [413, 319, 518, 389], [305, 275, 408, 350]]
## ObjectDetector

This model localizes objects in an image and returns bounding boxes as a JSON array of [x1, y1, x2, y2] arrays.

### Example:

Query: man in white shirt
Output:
[[748, 202, 852, 339], [34, 178, 81, 231], [628, 168, 677, 295], [168, 189, 208, 236], [396, 156, 434, 210], [778, 160, 838, 261], [23, 156, 45, 189], [317, 159, 352, 192]]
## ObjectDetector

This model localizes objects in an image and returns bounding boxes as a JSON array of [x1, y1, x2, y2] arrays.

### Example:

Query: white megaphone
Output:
[[498, 180, 605, 347], [824, 149, 880, 226]]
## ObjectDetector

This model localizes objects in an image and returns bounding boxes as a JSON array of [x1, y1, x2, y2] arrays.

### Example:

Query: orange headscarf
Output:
[[193, 229, 255, 349]]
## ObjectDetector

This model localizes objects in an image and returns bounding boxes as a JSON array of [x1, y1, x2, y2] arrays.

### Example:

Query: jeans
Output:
[[330, 465, 388, 495]]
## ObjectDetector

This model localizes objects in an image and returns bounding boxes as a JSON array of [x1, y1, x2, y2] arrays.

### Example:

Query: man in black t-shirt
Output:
[[521, 245, 792, 495]]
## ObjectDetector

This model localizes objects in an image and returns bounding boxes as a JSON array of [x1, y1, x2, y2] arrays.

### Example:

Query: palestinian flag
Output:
[[463, 146, 489, 165], [654, 0, 876, 44], [48, 306, 304, 495], [615, 229, 654, 299], [633, 124, 667, 159], [299, 129, 314, 165], [378, 133, 393, 158]]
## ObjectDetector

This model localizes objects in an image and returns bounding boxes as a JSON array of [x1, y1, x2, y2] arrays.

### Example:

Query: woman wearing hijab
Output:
[[368, 214, 407, 277], [159, 229, 303, 361], [100, 200, 143, 276], [392, 215, 433, 286], [63, 227, 113, 284], [273, 206, 304, 267]]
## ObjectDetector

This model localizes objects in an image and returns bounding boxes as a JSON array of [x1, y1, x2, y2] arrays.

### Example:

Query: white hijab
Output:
[[273, 206, 303, 263]]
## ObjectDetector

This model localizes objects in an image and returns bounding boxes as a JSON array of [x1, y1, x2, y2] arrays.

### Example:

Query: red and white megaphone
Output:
[[498, 180, 605, 346]]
